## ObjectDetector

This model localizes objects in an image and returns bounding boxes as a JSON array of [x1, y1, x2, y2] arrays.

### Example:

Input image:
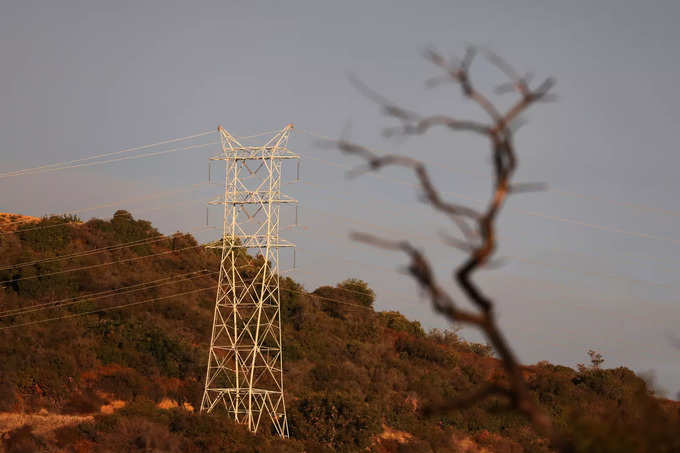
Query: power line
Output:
[[281, 286, 374, 312], [3, 141, 217, 178], [1, 128, 286, 182], [2, 162, 665, 306], [524, 211, 680, 245], [0, 127, 285, 182], [0, 124, 675, 330], [295, 127, 680, 219], [295, 207, 677, 291], [0, 281, 376, 332], [288, 173, 678, 291], [510, 255, 674, 290], [553, 188, 680, 218], [0, 130, 215, 179], [0, 269, 209, 316], [0, 229, 210, 272], [0, 260, 400, 334], [0, 286, 217, 331], [3, 169, 289, 233], [284, 265, 413, 302], [0, 258, 293, 319], [0, 224, 216, 271], [1, 262, 293, 320], [293, 131, 680, 246], [0, 215, 268, 281], [3, 125, 676, 247], [0, 270, 216, 318], [0, 181, 213, 232], [0, 242, 207, 288]]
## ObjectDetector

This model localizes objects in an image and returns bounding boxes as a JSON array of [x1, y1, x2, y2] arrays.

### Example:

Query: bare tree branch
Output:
[[438, 230, 477, 253], [425, 46, 503, 122], [482, 48, 531, 97], [383, 114, 491, 138], [349, 73, 492, 139], [337, 47, 570, 450], [339, 140, 479, 241], [348, 74, 420, 122], [351, 232, 484, 325]]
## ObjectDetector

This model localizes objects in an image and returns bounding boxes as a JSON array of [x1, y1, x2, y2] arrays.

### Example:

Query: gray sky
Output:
[[2, 0, 680, 394]]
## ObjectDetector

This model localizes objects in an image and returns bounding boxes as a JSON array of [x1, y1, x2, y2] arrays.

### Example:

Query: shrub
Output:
[[428, 328, 462, 347], [17, 215, 78, 253], [313, 286, 348, 319], [394, 334, 452, 365], [337, 278, 375, 308], [289, 392, 379, 451], [379, 311, 425, 337]]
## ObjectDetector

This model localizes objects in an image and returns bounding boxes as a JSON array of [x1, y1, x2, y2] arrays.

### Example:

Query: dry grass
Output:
[[0, 213, 40, 231], [0, 411, 93, 436]]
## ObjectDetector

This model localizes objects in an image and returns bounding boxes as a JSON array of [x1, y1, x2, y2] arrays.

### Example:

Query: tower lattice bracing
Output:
[[201, 124, 298, 437]]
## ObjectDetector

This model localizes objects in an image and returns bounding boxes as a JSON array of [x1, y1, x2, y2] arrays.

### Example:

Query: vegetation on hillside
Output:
[[0, 213, 678, 452]]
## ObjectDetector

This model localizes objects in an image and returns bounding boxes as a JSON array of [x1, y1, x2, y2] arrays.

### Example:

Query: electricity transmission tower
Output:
[[201, 124, 298, 438]]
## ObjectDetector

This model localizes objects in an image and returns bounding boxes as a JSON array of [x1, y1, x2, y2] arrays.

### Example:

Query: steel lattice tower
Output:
[[201, 124, 298, 437]]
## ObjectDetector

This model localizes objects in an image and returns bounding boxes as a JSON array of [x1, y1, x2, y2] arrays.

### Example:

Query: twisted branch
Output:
[[338, 47, 571, 451]]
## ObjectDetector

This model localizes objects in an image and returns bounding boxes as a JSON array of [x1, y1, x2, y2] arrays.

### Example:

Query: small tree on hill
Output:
[[337, 278, 375, 308], [579, 349, 605, 372]]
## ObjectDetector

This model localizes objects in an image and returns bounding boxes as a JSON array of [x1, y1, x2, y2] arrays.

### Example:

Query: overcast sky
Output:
[[2, 0, 680, 394]]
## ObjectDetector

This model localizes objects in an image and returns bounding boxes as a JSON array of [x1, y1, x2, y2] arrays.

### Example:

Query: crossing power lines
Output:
[[1, 124, 678, 336], [2, 125, 678, 241], [1, 126, 676, 293]]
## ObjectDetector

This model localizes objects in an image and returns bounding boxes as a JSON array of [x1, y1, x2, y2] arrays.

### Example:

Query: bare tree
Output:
[[334, 47, 571, 451]]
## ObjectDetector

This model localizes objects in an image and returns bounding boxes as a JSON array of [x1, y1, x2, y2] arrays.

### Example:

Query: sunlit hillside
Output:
[[0, 213, 678, 452]]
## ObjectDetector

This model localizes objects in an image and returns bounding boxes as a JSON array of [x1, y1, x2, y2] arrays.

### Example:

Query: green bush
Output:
[[395, 334, 453, 365], [17, 215, 79, 253], [337, 278, 375, 308], [379, 311, 425, 337], [289, 392, 379, 451]]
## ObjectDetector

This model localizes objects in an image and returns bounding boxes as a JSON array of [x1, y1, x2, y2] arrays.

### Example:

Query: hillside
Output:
[[0, 212, 678, 452], [0, 214, 40, 232]]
